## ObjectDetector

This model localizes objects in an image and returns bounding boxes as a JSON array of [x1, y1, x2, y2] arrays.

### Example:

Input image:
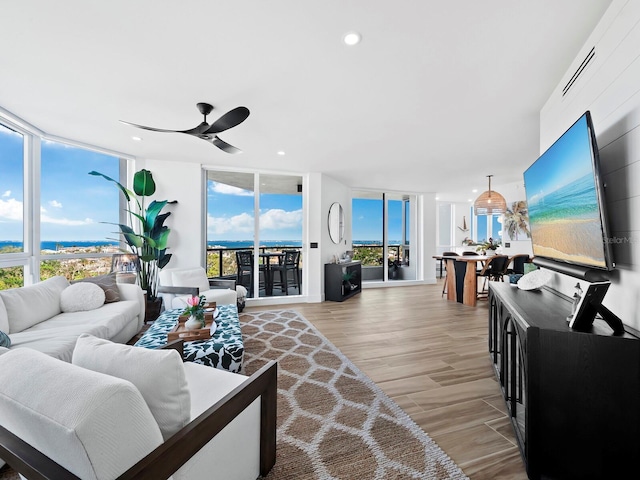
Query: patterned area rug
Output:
[[241, 310, 468, 480]]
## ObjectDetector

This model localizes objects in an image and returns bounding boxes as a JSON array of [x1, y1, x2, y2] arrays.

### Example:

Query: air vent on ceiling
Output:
[[562, 47, 595, 97]]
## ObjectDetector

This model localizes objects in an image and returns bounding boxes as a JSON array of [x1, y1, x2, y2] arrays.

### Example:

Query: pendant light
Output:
[[474, 175, 507, 215]]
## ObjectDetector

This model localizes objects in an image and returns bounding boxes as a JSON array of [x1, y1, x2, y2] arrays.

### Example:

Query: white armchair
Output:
[[158, 267, 245, 311], [0, 336, 276, 480]]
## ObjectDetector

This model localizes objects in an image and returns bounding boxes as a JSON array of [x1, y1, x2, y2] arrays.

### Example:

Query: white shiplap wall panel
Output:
[[597, 117, 640, 174], [540, 1, 636, 148], [540, 0, 640, 330]]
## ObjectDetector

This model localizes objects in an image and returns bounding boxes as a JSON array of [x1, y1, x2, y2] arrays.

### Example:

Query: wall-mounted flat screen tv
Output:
[[523, 111, 614, 271]]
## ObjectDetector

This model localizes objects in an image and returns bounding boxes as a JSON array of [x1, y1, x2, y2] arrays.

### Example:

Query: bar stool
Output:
[[236, 251, 266, 297], [271, 250, 301, 295]]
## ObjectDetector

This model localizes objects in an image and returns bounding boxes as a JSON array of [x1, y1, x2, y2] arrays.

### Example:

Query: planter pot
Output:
[[145, 297, 163, 323]]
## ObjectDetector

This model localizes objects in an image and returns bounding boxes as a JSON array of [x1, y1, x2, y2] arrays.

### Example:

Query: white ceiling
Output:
[[0, 1, 612, 201]]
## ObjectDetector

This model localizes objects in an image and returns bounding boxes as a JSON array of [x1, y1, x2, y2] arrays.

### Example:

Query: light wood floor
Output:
[[245, 279, 529, 480]]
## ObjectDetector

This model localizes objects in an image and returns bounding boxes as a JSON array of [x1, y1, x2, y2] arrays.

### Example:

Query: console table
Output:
[[488, 282, 640, 479], [325, 261, 361, 302]]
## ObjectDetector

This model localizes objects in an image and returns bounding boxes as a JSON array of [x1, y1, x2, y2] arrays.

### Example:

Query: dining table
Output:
[[433, 254, 490, 307]]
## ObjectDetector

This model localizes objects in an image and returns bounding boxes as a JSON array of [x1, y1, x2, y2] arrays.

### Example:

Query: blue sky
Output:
[[524, 114, 594, 203], [3, 124, 409, 245], [352, 198, 404, 242], [0, 126, 119, 242], [207, 181, 303, 242]]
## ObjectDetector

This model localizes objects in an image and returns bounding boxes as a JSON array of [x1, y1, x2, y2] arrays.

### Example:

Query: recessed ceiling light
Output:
[[472, 189, 478, 193], [435, 196, 440, 200], [132, 136, 142, 141], [343, 32, 361, 46], [468, 199, 473, 202], [277, 151, 286, 156]]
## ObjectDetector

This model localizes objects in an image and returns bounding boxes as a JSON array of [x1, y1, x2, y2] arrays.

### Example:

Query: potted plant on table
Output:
[[476, 237, 500, 256], [89, 169, 175, 321]]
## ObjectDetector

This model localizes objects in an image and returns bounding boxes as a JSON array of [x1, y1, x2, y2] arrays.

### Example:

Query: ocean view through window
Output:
[[1, 118, 123, 289], [352, 191, 418, 282], [206, 171, 303, 298]]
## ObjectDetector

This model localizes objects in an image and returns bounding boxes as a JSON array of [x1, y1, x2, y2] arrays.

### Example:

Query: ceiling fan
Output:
[[120, 102, 250, 154]]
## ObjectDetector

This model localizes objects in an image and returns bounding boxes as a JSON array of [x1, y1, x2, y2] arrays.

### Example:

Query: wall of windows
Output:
[[0, 114, 125, 289]]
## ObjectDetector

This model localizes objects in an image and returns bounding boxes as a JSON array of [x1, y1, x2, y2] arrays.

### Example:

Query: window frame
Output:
[[0, 109, 131, 287]]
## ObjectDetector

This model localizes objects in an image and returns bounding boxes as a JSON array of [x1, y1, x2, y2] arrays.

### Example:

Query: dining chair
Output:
[[476, 254, 509, 298], [235, 251, 266, 297], [507, 254, 531, 275], [270, 250, 301, 295]]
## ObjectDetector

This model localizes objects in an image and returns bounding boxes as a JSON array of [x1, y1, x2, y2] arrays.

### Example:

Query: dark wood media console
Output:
[[325, 261, 361, 302], [488, 282, 640, 480]]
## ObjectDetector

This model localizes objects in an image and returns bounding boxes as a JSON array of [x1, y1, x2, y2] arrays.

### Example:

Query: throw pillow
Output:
[[60, 283, 106, 313], [73, 272, 120, 303], [0, 330, 10, 348], [0, 276, 69, 334], [72, 334, 191, 440]]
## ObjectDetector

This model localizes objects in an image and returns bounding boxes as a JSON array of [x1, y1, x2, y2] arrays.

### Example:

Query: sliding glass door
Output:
[[205, 170, 302, 299], [352, 191, 417, 283]]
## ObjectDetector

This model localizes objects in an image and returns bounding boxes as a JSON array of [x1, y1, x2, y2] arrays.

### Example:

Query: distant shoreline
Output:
[[1, 240, 394, 250]]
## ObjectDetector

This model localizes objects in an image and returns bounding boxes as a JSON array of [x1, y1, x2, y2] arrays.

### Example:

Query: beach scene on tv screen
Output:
[[524, 115, 606, 269]]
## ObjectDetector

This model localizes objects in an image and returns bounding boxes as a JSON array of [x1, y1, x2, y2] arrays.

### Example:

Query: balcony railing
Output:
[[206, 246, 302, 279]]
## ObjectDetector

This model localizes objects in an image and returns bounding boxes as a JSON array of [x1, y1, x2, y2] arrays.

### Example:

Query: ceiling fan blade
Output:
[[119, 120, 181, 133], [204, 107, 250, 134], [211, 135, 243, 154], [120, 120, 209, 135], [180, 122, 211, 135]]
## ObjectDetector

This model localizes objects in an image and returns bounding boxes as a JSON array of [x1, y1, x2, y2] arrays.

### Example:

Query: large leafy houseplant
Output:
[[89, 169, 174, 301]]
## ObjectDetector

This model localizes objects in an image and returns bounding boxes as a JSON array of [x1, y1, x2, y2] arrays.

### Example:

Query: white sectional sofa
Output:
[[0, 274, 144, 362], [0, 336, 277, 479]]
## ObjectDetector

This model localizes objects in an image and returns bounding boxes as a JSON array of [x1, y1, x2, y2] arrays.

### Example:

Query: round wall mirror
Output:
[[328, 202, 344, 244]]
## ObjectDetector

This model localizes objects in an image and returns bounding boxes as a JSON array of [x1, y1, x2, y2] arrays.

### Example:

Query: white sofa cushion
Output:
[[72, 334, 191, 441], [174, 362, 261, 480], [8, 324, 107, 362], [0, 348, 164, 479], [171, 267, 210, 295], [0, 275, 69, 333], [60, 282, 106, 312]]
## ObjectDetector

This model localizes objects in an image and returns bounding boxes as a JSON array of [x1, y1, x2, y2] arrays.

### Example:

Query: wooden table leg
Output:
[[462, 261, 478, 307], [445, 259, 456, 301]]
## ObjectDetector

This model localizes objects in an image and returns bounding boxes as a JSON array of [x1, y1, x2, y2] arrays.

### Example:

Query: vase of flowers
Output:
[[183, 295, 206, 330]]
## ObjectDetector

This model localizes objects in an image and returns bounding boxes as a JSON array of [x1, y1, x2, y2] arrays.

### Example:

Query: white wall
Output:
[[134, 162, 436, 302], [140, 159, 203, 271], [423, 193, 437, 284], [540, 0, 640, 330]]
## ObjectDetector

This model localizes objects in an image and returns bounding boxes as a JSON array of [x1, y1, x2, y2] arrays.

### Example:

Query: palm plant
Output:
[[89, 169, 174, 301], [504, 200, 531, 241]]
